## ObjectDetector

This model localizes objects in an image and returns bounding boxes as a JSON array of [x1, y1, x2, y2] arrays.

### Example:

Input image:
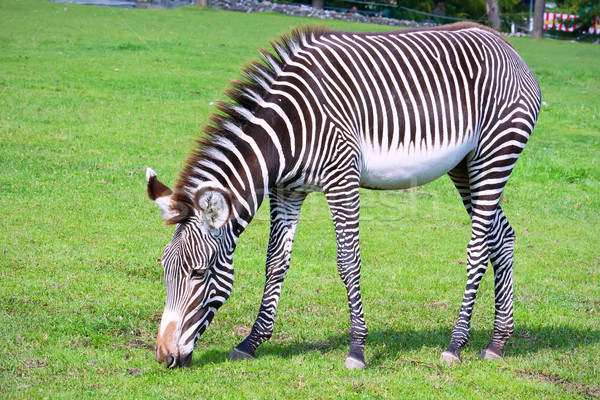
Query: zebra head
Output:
[[146, 168, 234, 368]]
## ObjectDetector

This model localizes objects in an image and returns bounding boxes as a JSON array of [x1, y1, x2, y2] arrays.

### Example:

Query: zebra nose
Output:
[[156, 351, 192, 368], [156, 349, 172, 367], [156, 319, 179, 367], [156, 345, 177, 368], [179, 352, 193, 368], [165, 355, 176, 368]]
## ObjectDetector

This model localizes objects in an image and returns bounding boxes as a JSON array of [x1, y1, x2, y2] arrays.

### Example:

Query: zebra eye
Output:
[[190, 268, 206, 279]]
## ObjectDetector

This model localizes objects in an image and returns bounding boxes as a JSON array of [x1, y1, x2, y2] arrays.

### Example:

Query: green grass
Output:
[[1, 1, 599, 398]]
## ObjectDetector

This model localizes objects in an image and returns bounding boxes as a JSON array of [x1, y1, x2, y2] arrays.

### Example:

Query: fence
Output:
[[287, 0, 487, 24], [291, 0, 533, 32], [544, 12, 600, 35]]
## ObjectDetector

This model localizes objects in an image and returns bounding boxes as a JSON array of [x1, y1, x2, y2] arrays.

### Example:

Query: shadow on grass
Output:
[[191, 325, 600, 368]]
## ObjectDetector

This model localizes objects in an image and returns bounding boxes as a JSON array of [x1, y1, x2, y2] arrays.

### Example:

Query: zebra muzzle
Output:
[[156, 350, 193, 368], [155, 320, 193, 368]]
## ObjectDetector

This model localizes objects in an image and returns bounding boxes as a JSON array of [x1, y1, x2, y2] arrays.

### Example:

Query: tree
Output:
[[487, 0, 502, 31], [532, 0, 546, 38], [312, 0, 324, 9]]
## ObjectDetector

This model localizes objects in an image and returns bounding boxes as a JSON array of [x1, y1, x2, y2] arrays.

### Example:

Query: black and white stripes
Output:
[[148, 22, 541, 368]]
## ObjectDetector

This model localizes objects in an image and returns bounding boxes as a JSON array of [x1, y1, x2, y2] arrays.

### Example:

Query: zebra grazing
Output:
[[146, 22, 541, 369]]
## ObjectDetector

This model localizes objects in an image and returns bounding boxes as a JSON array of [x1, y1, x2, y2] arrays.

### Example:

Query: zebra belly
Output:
[[359, 141, 475, 190]]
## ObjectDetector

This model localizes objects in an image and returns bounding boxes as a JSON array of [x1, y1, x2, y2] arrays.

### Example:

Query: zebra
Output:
[[146, 22, 541, 369]]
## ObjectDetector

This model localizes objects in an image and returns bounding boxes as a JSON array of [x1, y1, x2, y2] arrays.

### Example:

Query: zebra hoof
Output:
[[439, 350, 461, 365], [229, 348, 255, 361], [344, 356, 366, 370], [480, 348, 503, 361]]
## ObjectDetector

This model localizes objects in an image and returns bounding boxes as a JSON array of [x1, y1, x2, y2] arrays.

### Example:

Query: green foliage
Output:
[[398, 0, 435, 12], [1, 1, 600, 398], [446, 0, 486, 20], [556, 0, 600, 14], [500, 0, 523, 9]]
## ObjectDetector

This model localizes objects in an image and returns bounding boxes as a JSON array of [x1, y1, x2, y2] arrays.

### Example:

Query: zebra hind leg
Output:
[[441, 162, 474, 364], [442, 160, 507, 363], [443, 137, 524, 363], [441, 220, 491, 364], [230, 190, 306, 361], [480, 206, 515, 360]]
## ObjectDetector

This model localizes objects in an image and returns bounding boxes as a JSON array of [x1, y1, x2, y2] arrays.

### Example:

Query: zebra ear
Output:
[[146, 168, 178, 220], [194, 183, 233, 230]]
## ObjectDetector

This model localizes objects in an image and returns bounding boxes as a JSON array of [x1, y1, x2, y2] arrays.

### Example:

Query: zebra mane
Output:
[[218, 25, 332, 122], [169, 26, 333, 223]]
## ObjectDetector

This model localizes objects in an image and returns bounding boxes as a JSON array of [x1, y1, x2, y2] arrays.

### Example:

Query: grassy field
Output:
[[1, 0, 599, 398]]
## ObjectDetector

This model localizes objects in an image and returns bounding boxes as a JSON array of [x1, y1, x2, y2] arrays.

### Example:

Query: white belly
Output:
[[359, 139, 475, 190]]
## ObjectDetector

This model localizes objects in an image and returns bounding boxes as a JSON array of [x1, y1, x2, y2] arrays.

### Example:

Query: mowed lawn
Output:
[[1, 1, 599, 398]]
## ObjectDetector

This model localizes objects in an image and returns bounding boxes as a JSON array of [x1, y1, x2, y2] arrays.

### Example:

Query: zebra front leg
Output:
[[323, 173, 368, 369], [480, 207, 515, 360], [230, 191, 306, 361]]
